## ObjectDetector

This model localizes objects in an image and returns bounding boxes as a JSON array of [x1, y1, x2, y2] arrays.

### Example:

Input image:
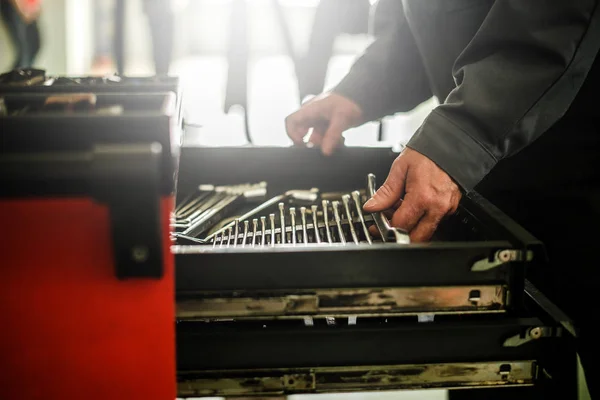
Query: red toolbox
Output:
[[0, 90, 180, 399]]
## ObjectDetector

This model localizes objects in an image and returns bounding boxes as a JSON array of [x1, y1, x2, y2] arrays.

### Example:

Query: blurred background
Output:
[[0, 0, 436, 149]]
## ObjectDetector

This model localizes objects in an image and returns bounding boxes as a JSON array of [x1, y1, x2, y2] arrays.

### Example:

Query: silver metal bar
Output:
[[342, 194, 359, 244], [270, 213, 275, 246], [279, 202, 286, 244], [289, 207, 297, 245], [311, 205, 321, 244], [242, 220, 249, 247], [300, 207, 308, 245], [251, 218, 258, 247], [225, 227, 232, 248], [218, 232, 224, 248], [331, 201, 346, 244], [260, 216, 266, 246], [322, 200, 333, 244], [352, 190, 372, 244], [367, 173, 410, 244], [233, 219, 240, 247]]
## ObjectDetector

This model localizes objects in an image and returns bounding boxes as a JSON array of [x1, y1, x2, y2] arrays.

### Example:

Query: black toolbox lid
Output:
[[0, 91, 180, 197]]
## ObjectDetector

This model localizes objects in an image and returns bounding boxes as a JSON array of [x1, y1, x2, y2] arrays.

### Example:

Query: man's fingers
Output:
[[390, 194, 425, 233], [368, 225, 380, 237], [285, 103, 323, 145], [409, 211, 444, 243], [321, 116, 347, 156], [308, 127, 325, 147], [363, 157, 407, 212]]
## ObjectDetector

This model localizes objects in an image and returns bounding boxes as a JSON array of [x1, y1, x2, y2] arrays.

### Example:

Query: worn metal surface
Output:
[[177, 361, 536, 397], [176, 285, 506, 319]]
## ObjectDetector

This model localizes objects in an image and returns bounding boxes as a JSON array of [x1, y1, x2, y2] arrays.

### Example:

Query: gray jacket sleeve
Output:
[[407, 0, 600, 191], [333, 2, 433, 123]]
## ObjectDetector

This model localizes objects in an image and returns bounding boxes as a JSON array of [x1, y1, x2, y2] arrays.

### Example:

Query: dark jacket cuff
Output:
[[407, 109, 498, 192]]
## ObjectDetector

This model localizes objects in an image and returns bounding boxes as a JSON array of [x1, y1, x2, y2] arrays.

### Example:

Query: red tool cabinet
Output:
[[0, 90, 180, 399]]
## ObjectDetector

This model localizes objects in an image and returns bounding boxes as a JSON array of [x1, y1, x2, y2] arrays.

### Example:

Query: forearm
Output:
[[408, 0, 600, 191], [333, 4, 432, 123]]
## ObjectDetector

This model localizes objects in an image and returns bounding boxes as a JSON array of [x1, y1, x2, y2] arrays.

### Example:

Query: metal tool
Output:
[[270, 214, 275, 246], [242, 220, 249, 247], [331, 201, 346, 244], [260, 216, 266, 246], [182, 193, 243, 237], [178, 190, 224, 222], [300, 207, 308, 245], [179, 182, 264, 223], [178, 182, 267, 232], [367, 174, 410, 244], [233, 219, 240, 247], [322, 200, 333, 244], [279, 202, 286, 244], [352, 190, 372, 244], [311, 205, 321, 244], [251, 219, 258, 247], [342, 194, 359, 244], [175, 185, 214, 218], [290, 207, 297, 245], [206, 188, 319, 241], [226, 227, 232, 247]]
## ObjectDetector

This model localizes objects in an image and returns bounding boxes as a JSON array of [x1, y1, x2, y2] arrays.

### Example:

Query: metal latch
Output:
[[471, 249, 533, 271], [92, 143, 164, 279], [503, 326, 563, 347]]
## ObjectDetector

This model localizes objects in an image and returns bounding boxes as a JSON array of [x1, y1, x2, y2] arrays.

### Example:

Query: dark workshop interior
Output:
[[1, 1, 598, 399]]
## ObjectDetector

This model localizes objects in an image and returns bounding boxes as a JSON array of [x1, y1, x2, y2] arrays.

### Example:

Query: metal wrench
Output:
[[175, 184, 215, 217], [180, 189, 228, 223], [300, 207, 308, 245], [311, 205, 321, 244], [352, 191, 372, 244], [279, 202, 286, 244], [290, 207, 297, 245], [270, 214, 275, 246], [322, 200, 333, 244], [242, 220, 249, 247], [206, 188, 319, 241], [260, 216, 266, 246], [251, 219, 258, 247], [226, 227, 232, 247], [182, 193, 242, 237], [332, 201, 346, 244], [342, 194, 359, 244], [233, 219, 240, 247]]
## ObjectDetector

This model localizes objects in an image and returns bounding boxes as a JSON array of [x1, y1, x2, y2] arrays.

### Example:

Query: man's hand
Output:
[[363, 148, 462, 242], [285, 93, 363, 156]]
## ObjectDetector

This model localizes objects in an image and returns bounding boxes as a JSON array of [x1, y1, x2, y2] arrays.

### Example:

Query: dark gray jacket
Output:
[[335, 0, 600, 191]]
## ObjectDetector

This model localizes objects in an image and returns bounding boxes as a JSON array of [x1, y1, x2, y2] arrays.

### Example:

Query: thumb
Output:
[[363, 159, 407, 212]]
